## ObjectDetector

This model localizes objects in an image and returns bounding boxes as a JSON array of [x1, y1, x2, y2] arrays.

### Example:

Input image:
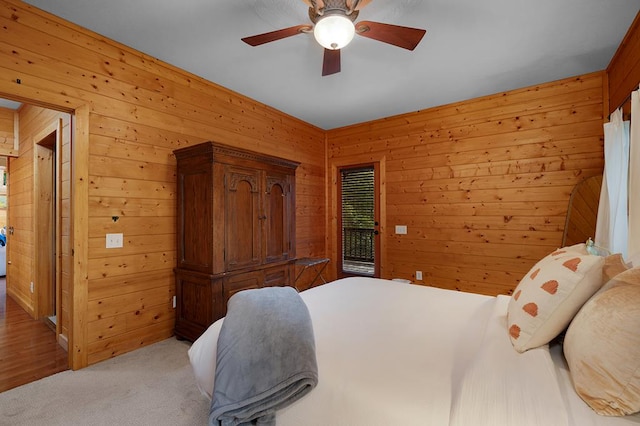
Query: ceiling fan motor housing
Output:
[[309, 0, 359, 24]]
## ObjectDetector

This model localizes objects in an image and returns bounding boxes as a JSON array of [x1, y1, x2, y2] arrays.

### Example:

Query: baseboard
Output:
[[58, 333, 69, 351]]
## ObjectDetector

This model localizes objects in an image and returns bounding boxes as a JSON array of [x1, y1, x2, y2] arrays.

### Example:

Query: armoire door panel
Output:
[[225, 167, 261, 271], [265, 173, 292, 263], [266, 182, 285, 260]]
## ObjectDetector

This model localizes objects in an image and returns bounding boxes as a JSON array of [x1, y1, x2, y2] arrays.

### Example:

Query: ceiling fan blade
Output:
[[355, 21, 426, 51], [322, 48, 341, 76], [242, 25, 311, 47]]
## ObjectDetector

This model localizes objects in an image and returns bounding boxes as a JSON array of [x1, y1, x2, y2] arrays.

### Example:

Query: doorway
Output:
[[0, 96, 80, 370], [4, 107, 69, 353], [337, 164, 380, 277]]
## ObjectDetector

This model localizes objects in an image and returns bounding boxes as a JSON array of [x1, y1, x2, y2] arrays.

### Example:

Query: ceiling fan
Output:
[[241, 0, 426, 76]]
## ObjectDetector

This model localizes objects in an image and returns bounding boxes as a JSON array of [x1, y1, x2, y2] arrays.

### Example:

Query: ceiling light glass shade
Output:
[[313, 14, 355, 50]]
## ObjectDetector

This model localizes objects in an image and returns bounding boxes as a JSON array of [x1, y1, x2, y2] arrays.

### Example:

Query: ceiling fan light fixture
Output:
[[313, 14, 355, 50]]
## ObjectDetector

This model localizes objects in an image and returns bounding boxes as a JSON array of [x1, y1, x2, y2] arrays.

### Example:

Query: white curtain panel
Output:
[[595, 108, 630, 257], [629, 87, 640, 259]]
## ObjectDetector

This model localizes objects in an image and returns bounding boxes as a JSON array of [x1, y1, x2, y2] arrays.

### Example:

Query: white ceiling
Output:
[[5, 0, 639, 129]]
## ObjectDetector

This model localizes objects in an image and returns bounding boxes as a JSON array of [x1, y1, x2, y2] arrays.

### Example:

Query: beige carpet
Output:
[[0, 338, 211, 425]]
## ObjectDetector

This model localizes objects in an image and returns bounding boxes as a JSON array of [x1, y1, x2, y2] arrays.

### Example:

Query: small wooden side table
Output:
[[294, 257, 330, 291]]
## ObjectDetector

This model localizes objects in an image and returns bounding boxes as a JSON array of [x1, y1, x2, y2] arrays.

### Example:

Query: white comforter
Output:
[[189, 277, 639, 426]]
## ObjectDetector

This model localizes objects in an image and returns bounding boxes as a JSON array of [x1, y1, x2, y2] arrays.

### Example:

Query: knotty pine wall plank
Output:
[[0, 106, 15, 153], [86, 320, 174, 365], [8, 104, 35, 314], [88, 271, 173, 301]]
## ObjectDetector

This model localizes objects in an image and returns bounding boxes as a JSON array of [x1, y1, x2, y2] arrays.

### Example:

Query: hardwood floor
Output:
[[0, 278, 68, 393]]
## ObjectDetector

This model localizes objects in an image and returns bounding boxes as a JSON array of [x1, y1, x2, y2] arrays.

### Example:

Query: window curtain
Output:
[[629, 87, 640, 259], [595, 108, 630, 258]]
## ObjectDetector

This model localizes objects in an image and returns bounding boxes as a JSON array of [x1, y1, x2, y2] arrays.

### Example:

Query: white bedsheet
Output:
[[277, 277, 494, 426], [450, 295, 567, 426], [188, 277, 638, 425]]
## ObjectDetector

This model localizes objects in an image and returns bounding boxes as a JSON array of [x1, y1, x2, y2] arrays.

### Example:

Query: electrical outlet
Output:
[[105, 233, 123, 248], [416, 271, 423, 280]]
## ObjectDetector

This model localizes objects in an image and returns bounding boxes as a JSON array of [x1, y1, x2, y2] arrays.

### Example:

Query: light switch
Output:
[[395, 225, 407, 235], [106, 233, 123, 248]]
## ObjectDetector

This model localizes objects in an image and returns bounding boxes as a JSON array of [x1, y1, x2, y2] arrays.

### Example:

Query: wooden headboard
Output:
[[562, 174, 603, 247]]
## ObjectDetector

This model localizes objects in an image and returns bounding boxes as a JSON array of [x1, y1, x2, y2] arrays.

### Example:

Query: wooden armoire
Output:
[[173, 141, 299, 341]]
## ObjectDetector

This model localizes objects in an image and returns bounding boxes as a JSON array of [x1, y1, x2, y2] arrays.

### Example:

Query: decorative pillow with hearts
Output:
[[507, 244, 605, 353]]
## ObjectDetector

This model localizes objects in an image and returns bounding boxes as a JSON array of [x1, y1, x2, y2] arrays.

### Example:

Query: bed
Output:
[[189, 247, 640, 426]]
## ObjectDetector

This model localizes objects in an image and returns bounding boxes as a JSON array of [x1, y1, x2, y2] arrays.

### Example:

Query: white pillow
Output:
[[507, 245, 604, 352]]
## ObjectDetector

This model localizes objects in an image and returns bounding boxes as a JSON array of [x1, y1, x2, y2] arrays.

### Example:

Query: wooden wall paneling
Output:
[[1, 0, 326, 366], [607, 11, 640, 114], [0, 4, 320, 153], [2, 0, 323, 163], [0, 106, 16, 154], [0, 2, 318, 158], [327, 72, 605, 295], [331, 74, 603, 142], [7, 104, 36, 314], [86, 320, 175, 365], [88, 270, 173, 301], [87, 286, 173, 322], [3, 2, 328, 169]]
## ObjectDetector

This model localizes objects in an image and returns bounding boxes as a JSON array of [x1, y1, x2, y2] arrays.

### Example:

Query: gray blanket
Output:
[[209, 286, 318, 426]]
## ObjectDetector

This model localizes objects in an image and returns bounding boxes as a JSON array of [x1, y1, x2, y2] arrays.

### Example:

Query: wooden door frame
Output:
[[0, 91, 90, 371], [329, 154, 386, 280], [70, 105, 90, 370]]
